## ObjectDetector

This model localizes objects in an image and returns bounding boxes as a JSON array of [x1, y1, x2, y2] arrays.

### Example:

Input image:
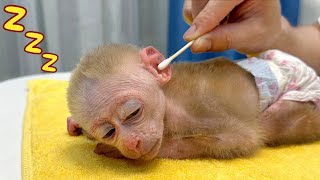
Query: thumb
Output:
[[191, 20, 264, 53], [184, 0, 243, 41]]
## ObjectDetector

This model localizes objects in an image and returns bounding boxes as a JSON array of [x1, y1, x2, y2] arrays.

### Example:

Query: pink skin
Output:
[[139, 46, 172, 86]]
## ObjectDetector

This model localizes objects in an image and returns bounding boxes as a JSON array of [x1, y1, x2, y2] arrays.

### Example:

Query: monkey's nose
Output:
[[123, 137, 141, 153]]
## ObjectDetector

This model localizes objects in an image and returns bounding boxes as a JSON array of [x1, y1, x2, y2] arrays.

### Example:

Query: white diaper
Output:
[[237, 50, 320, 111]]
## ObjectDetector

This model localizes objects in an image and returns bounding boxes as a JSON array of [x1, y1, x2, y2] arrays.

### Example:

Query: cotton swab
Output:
[[157, 40, 195, 70]]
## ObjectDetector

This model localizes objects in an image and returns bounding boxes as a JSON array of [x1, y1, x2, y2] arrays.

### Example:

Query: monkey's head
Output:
[[67, 44, 171, 160]]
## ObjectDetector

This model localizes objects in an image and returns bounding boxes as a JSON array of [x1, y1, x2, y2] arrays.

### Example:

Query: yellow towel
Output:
[[22, 79, 320, 179]]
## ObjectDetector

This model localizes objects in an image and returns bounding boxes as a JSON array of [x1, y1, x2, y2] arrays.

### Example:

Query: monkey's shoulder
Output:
[[170, 57, 253, 85]]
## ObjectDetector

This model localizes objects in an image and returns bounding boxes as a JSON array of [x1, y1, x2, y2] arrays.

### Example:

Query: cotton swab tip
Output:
[[157, 40, 194, 70], [157, 59, 171, 70]]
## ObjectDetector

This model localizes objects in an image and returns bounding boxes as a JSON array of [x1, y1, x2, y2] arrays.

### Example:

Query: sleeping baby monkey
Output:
[[67, 44, 320, 160]]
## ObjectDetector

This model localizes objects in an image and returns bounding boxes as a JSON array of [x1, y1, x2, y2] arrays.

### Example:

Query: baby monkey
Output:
[[67, 44, 320, 160]]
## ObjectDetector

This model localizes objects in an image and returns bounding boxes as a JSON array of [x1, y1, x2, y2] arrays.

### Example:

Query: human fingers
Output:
[[184, 0, 243, 41]]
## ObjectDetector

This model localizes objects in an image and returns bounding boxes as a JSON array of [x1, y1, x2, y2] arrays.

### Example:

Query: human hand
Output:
[[183, 0, 284, 54]]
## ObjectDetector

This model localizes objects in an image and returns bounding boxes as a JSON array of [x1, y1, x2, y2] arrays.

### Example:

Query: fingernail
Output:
[[183, 24, 197, 40], [193, 38, 212, 52]]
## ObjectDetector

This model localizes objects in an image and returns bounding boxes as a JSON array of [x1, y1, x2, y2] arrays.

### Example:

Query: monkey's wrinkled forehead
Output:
[[73, 68, 153, 111]]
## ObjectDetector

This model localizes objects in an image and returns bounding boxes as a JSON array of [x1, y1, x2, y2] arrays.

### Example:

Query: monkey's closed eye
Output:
[[103, 128, 115, 139], [126, 108, 140, 120]]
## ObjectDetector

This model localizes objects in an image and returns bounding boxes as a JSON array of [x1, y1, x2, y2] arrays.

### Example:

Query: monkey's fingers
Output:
[[67, 116, 82, 136], [94, 143, 124, 158]]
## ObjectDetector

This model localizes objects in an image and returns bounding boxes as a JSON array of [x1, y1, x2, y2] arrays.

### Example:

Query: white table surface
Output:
[[0, 73, 71, 180]]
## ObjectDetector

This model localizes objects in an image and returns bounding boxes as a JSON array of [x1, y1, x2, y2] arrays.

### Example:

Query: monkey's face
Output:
[[68, 45, 171, 160], [83, 62, 168, 160]]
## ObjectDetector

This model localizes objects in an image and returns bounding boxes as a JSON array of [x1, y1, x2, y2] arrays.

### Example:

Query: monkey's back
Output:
[[163, 58, 260, 118]]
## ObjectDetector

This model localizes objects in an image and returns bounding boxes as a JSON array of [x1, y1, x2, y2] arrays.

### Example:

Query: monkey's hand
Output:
[[67, 116, 82, 136], [94, 143, 124, 159]]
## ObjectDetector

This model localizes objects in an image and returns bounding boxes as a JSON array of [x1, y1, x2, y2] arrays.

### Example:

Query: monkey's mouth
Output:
[[140, 139, 161, 160]]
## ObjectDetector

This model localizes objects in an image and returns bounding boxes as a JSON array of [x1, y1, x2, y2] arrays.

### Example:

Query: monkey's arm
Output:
[[158, 117, 263, 159]]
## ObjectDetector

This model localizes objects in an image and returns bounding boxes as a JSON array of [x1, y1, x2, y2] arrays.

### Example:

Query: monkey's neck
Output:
[[162, 63, 213, 138]]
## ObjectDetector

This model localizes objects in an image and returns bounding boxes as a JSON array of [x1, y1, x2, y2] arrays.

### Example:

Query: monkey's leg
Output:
[[260, 100, 320, 146]]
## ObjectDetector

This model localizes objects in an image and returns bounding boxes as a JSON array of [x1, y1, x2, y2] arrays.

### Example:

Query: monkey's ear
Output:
[[139, 46, 172, 85], [67, 116, 82, 136]]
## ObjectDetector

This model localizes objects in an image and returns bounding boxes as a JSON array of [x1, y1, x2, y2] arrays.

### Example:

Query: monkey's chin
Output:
[[140, 139, 162, 161]]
